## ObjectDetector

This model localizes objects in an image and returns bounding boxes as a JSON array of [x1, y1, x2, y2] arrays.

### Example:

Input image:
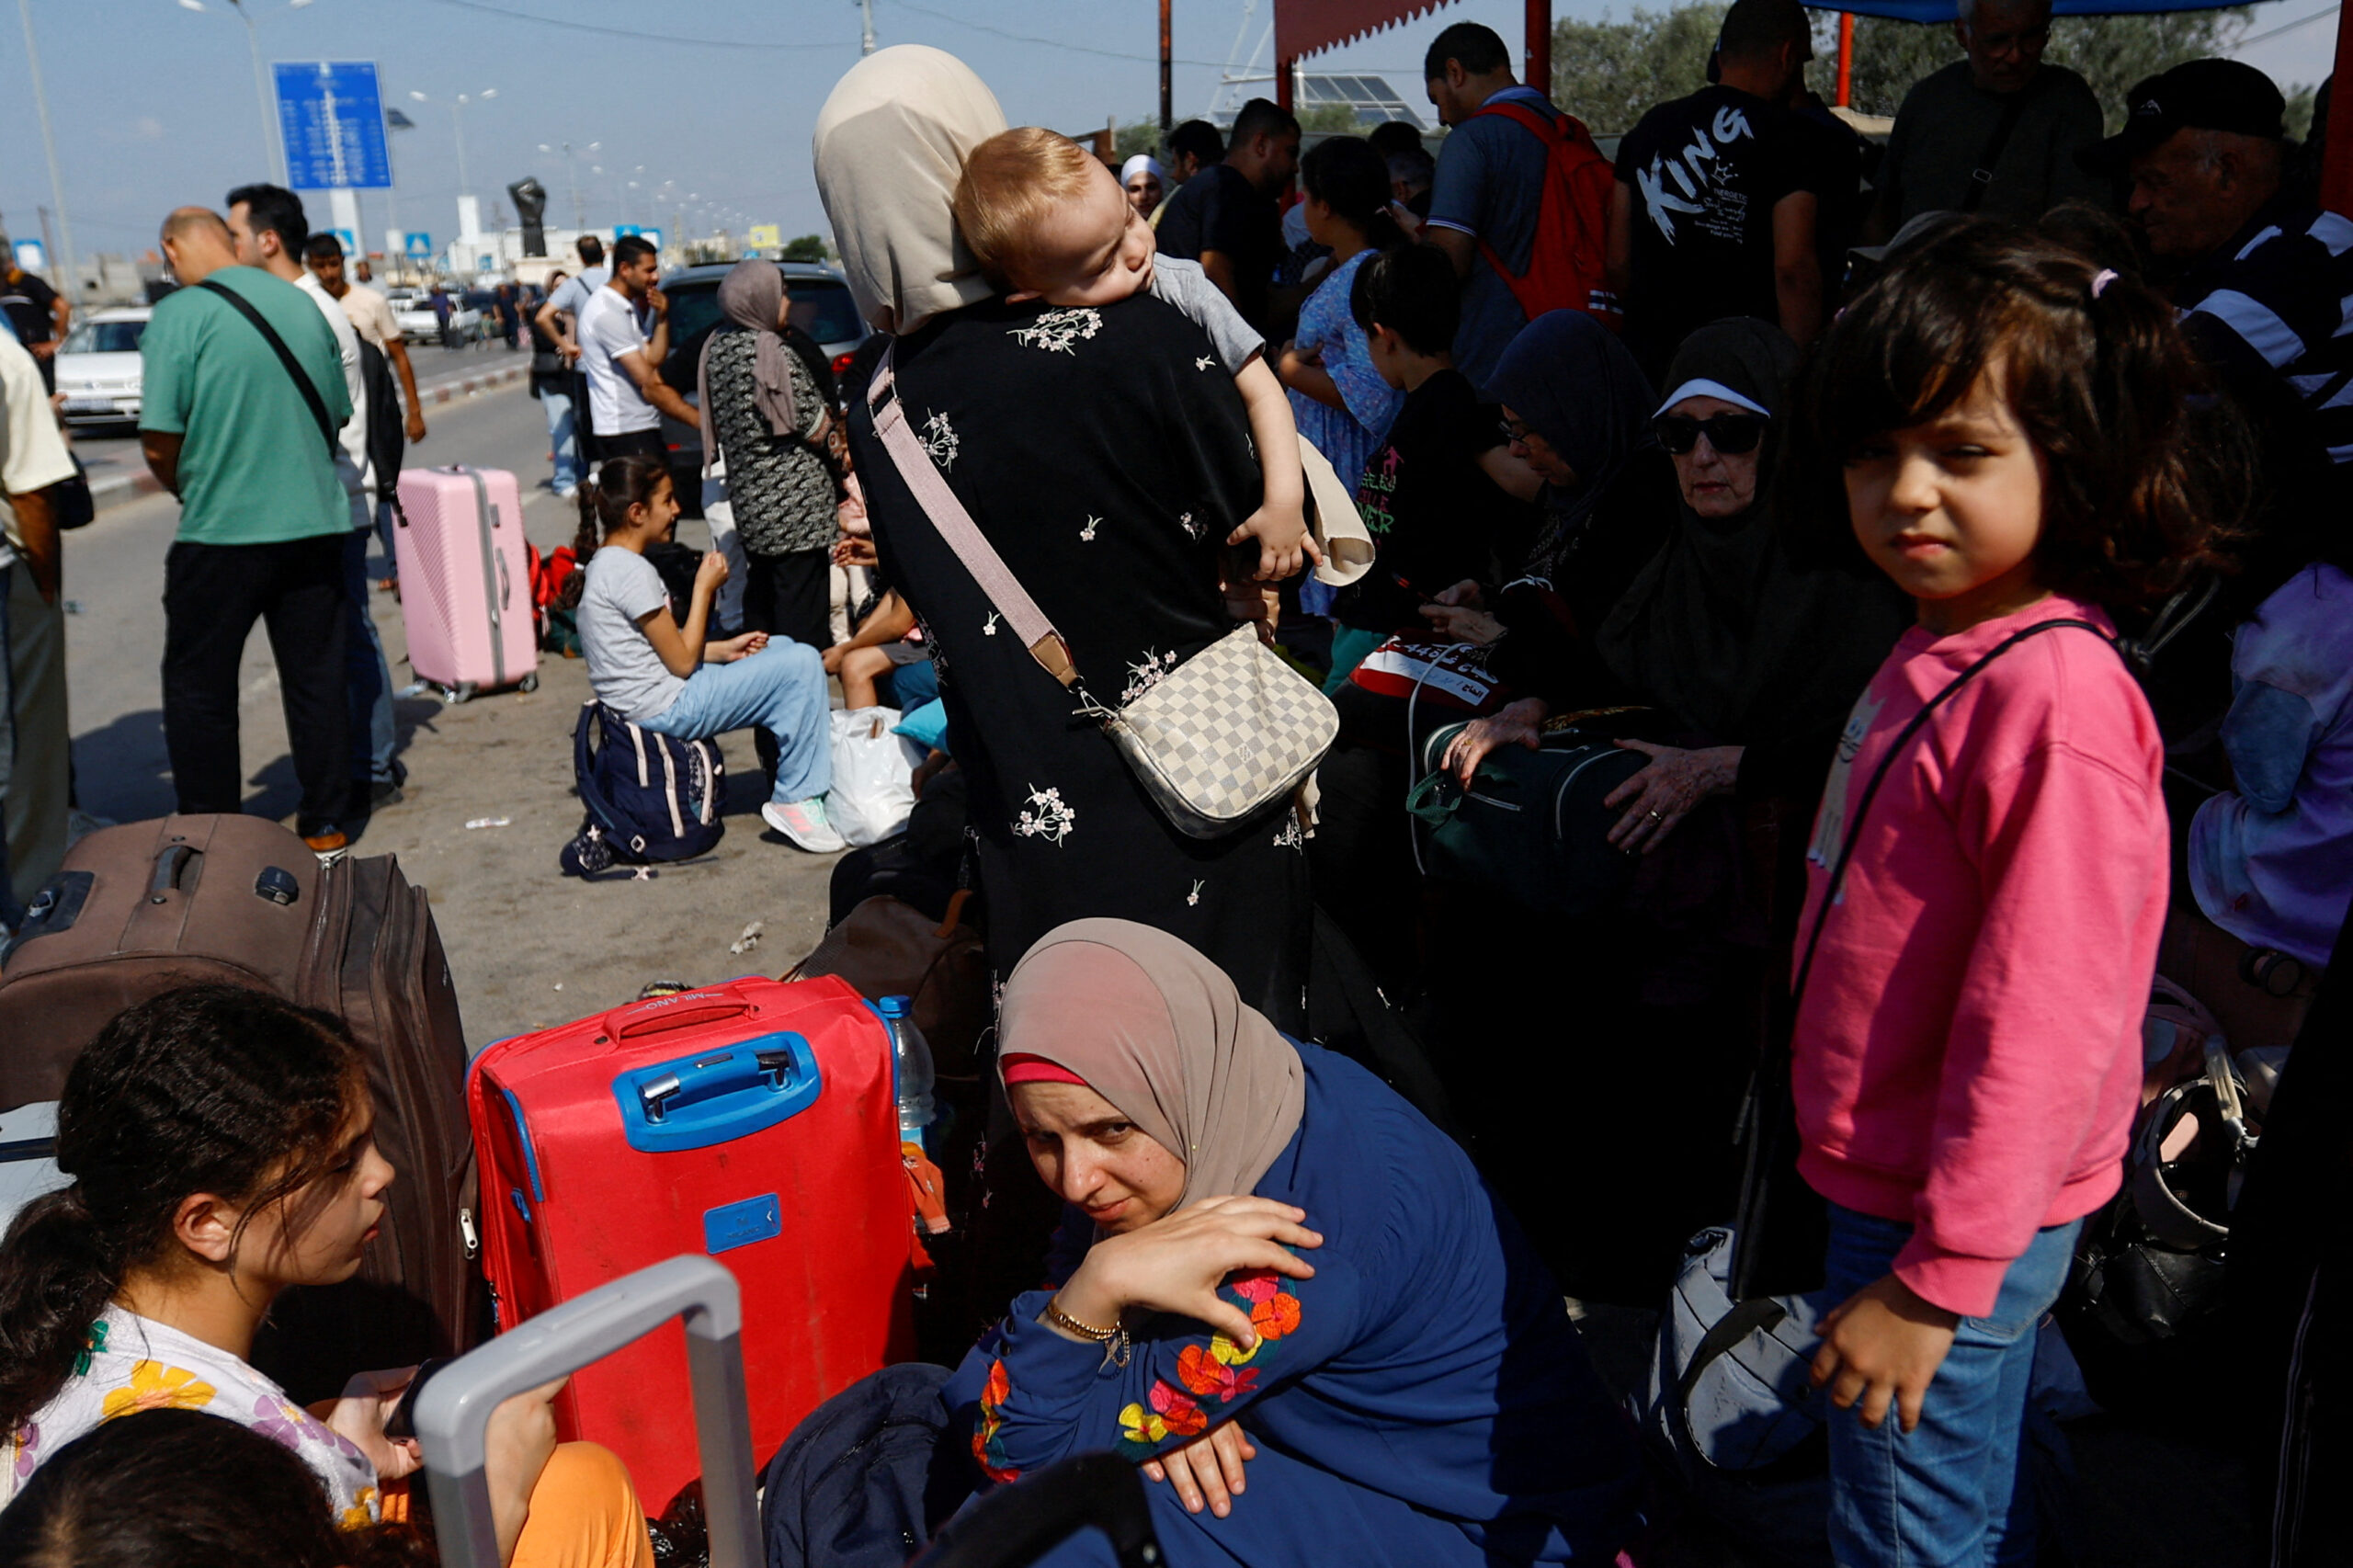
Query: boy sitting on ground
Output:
[[954, 128, 1319, 580]]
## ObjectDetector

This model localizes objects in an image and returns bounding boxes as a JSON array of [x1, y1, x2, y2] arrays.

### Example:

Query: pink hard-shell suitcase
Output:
[[392, 465, 540, 700]]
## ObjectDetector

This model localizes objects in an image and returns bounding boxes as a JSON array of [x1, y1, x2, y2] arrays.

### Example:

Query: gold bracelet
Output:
[[1043, 1298, 1131, 1368]]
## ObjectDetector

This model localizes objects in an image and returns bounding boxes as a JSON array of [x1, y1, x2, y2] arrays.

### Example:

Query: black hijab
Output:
[[1591, 318, 1899, 750], [1484, 310, 1657, 579]]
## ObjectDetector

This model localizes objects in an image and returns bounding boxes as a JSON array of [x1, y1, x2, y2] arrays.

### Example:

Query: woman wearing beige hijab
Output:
[[934, 920, 1641, 1567], [814, 50, 1313, 1029]]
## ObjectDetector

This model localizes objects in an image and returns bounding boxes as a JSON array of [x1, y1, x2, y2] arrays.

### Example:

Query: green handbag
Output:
[[1404, 722, 1650, 915]]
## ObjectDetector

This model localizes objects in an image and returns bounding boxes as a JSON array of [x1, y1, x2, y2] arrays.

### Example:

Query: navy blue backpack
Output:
[[561, 700, 725, 875]]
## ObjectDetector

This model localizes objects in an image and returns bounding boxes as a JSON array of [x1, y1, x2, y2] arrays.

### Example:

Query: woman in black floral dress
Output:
[[815, 47, 1310, 1026]]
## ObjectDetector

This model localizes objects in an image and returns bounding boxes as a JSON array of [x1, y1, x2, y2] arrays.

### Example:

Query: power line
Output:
[[2236, 2, 2338, 47], [887, 0, 1235, 67], [406, 0, 852, 51]]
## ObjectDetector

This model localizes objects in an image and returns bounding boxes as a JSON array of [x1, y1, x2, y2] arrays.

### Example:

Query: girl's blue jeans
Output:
[[639, 642, 830, 806], [1822, 1203, 2082, 1568]]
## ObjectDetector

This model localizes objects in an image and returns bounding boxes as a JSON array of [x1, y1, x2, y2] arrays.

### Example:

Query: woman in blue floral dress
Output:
[[1277, 137, 1405, 614]]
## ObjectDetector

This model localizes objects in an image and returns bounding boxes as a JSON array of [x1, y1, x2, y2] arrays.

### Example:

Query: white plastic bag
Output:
[[827, 706, 925, 847]]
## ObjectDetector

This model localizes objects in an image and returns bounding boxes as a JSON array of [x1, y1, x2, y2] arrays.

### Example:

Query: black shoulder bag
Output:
[[196, 278, 339, 459]]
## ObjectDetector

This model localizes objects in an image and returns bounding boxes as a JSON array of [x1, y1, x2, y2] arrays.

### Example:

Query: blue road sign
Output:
[[273, 61, 392, 189], [329, 227, 357, 256], [404, 232, 434, 259], [614, 224, 664, 251]]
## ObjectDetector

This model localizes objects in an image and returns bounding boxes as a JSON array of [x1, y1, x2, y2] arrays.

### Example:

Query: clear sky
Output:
[[0, 0, 2336, 269]]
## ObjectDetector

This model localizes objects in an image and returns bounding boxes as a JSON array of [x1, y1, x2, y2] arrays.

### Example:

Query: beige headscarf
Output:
[[998, 920, 1307, 1210], [812, 45, 1005, 335]]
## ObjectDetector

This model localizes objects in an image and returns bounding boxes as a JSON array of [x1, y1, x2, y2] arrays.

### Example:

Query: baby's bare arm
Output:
[[1226, 356, 1318, 580]]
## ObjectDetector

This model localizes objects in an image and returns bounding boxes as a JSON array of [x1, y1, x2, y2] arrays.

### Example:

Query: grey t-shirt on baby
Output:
[[579, 547, 687, 721], [1150, 256, 1265, 375]]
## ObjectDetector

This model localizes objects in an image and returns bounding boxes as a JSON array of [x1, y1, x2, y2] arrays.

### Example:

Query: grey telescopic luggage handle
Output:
[[414, 1255, 762, 1568]]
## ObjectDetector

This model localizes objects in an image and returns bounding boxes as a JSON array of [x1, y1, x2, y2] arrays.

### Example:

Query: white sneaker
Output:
[[763, 797, 846, 853]]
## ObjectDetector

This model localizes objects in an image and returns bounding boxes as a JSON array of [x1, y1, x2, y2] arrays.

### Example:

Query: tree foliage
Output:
[[1552, 4, 1728, 135], [780, 234, 830, 263], [1552, 4, 2307, 140]]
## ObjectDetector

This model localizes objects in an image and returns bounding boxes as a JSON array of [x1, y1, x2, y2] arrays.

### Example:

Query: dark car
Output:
[[653, 261, 868, 517]]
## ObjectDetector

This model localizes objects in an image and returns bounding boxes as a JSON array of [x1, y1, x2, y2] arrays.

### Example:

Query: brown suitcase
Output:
[[0, 813, 483, 1398]]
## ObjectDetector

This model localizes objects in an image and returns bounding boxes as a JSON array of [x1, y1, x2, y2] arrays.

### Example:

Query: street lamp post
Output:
[[176, 0, 313, 187], [412, 86, 496, 198], [16, 0, 81, 305], [537, 140, 597, 230]]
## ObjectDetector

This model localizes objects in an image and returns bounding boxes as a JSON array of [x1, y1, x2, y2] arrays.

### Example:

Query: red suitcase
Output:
[[466, 975, 915, 1513]]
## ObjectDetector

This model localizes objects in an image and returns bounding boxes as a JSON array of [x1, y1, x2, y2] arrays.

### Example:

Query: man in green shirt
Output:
[[141, 206, 357, 850]]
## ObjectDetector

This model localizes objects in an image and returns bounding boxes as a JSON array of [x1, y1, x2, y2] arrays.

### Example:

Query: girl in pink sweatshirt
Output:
[[1780, 227, 2237, 1565]]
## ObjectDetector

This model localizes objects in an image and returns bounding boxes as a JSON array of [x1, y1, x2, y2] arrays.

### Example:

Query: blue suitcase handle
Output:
[[610, 1031, 823, 1153]]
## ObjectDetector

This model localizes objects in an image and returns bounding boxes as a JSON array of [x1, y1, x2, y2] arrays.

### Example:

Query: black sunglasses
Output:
[[1653, 413, 1768, 456]]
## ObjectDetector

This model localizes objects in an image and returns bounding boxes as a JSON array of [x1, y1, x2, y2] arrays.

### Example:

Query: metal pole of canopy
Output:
[[2325, 3, 2353, 217], [1527, 0, 1552, 97], [1837, 12, 1855, 106]]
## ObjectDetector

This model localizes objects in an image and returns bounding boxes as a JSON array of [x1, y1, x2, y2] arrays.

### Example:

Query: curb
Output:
[[87, 364, 530, 515]]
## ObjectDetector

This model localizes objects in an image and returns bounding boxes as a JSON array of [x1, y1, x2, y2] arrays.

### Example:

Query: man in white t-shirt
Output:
[[0, 327, 75, 924], [576, 234, 697, 460], [535, 233, 611, 362], [227, 185, 404, 814], [306, 233, 427, 592]]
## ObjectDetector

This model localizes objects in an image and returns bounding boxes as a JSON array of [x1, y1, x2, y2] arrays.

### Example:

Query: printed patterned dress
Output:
[[1, 1305, 381, 1523], [940, 1043, 1644, 1567], [847, 293, 1311, 1025], [1286, 251, 1403, 617]]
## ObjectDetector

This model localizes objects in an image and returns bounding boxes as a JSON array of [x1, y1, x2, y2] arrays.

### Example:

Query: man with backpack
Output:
[[231, 186, 404, 822], [1608, 0, 1824, 381], [1422, 21, 1617, 392]]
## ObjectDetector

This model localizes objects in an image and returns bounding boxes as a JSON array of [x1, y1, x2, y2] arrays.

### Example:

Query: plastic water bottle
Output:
[[877, 995, 936, 1147]]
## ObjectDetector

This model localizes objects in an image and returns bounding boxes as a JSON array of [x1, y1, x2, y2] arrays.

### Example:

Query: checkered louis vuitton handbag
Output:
[[867, 342, 1337, 839]]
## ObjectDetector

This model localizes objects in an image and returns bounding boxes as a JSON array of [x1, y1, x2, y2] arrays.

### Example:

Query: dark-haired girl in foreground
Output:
[[1783, 223, 2239, 1565], [0, 985, 652, 1568]]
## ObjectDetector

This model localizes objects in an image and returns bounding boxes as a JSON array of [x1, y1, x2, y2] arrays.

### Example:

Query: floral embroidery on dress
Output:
[[972, 1358, 1020, 1483], [1079, 515, 1101, 542], [1188, 880, 1204, 907], [1111, 1266, 1305, 1461], [1176, 511, 1206, 542], [1195, 355, 1216, 371], [1117, 1380, 1210, 1449], [100, 1361, 217, 1423], [983, 610, 1001, 637], [1014, 785, 1077, 846], [1120, 648, 1178, 705], [920, 410, 961, 471], [1273, 816, 1307, 852], [1009, 309, 1103, 355]]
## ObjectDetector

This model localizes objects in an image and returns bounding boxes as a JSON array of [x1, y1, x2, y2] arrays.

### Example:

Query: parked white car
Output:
[[389, 292, 482, 344], [52, 307, 152, 426]]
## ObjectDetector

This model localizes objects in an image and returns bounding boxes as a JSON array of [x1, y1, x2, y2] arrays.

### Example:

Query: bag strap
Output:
[[1958, 92, 2032, 216], [1791, 618, 2109, 1003], [197, 278, 338, 458], [865, 340, 1078, 687]]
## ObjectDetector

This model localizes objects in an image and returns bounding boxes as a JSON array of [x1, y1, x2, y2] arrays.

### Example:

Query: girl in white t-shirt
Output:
[[571, 452, 842, 851], [0, 984, 653, 1568]]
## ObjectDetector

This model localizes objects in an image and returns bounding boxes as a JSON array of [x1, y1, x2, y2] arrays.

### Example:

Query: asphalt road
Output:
[[63, 369, 840, 1051]]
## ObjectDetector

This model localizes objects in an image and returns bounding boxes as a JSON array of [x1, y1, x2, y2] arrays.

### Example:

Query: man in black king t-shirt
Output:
[[1608, 0, 1822, 381], [1330, 246, 1534, 684], [1154, 97, 1301, 335]]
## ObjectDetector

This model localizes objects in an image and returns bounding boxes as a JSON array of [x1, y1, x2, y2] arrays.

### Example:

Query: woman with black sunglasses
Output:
[[1440, 317, 1907, 856]]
